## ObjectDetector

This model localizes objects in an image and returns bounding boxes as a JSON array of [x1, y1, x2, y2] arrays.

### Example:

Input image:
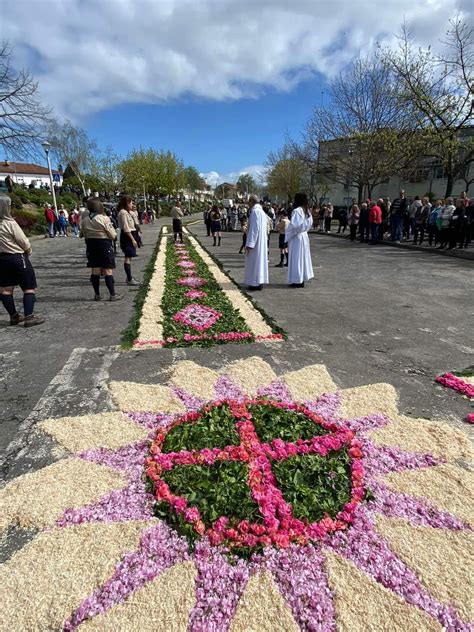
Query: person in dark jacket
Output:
[[390, 191, 408, 242], [358, 203, 369, 242], [448, 199, 466, 250]]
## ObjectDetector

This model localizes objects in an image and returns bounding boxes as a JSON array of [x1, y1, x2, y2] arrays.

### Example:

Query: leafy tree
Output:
[[47, 120, 97, 197], [183, 166, 205, 193], [119, 148, 186, 196], [0, 42, 51, 158], [265, 143, 307, 202], [382, 18, 474, 196], [236, 173, 257, 194]]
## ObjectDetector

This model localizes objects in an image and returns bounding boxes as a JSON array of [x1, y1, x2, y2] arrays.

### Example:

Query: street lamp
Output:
[[41, 141, 59, 214]]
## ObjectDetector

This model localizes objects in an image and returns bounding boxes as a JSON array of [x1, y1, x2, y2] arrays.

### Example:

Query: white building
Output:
[[0, 161, 63, 188]]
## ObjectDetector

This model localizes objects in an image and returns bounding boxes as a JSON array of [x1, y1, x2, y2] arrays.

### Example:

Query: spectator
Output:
[[69, 206, 80, 237], [337, 206, 348, 234], [448, 199, 466, 250], [324, 203, 333, 232], [390, 190, 408, 242], [427, 200, 442, 247], [348, 203, 360, 242], [406, 196, 422, 240], [44, 204, 55, 238], [210, 205, 223, 246], [462, 199, 474, 249], [204, 206, 211, 236], [368, 201, 382, 244], [58, 210, 69, 236], [5, 175, 14, 193], [0, 196, 44, 326], [171, 201, 184, 244], [238, 214, 248, 254], [413, 197, 430, 245], [437, 198, 455, 249], [318, 205, 326, 231], [359, 203, 370, 242], [275, 210, 290, 267]]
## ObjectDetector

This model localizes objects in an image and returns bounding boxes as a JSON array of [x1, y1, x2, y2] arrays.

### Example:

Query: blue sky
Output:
[[3, 0, 470, 185], [86, 78, 328, 177]]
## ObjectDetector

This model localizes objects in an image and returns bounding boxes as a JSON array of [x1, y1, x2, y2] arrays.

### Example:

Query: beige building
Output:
[[317, 127, 473, 205]]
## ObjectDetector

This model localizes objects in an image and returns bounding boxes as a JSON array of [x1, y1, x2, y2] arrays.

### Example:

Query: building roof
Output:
[[0, 161, 60, 176]]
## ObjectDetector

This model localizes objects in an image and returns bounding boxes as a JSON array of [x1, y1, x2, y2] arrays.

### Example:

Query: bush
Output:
[[8, 192, 23, 210], [12, 208, 45, 234]]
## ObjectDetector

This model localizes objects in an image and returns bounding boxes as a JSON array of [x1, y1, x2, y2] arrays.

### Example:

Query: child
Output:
[[275, 211, 290, 267], [58, 210, 69, 236], [238, 215, 248, 254]]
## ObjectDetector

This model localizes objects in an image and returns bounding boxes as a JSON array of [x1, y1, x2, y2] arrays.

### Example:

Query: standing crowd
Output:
[[313, 191, 473, 249]]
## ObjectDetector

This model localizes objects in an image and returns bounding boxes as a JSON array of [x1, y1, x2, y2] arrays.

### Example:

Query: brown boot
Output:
[[24, 314, 45, 327], [10, 313, 25, 325]]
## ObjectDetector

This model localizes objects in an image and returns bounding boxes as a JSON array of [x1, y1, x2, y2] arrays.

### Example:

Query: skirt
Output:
[[87, 239, 115, 269], [120, 231, 137, 258], [172, 219, 183, 234], [211, 220, 222, 233], [0, 253, 37, 289], [278, 234, 287, 249]]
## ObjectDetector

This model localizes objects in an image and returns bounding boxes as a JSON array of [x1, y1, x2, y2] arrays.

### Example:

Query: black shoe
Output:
[[284, 262, 288, 266], [290, 282, 305, 288], [275, 262, 283, 267], [94, 294, 101, 301], [248, 285, 263, 291]]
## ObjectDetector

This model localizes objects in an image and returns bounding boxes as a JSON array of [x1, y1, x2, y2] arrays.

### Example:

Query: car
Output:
[[0, 181, 10, 195]]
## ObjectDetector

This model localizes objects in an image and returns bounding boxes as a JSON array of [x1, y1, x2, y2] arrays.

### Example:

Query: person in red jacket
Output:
[[368, 201, 382, 244], [44, 205, 56, 238]]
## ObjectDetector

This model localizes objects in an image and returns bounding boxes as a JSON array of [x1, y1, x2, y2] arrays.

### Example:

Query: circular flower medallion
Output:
[[146, 399, 365, 552]]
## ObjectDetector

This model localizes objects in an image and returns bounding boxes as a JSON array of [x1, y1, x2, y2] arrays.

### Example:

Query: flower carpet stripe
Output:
[[132, 229, 284, 348], [1, 358, 472, 631]]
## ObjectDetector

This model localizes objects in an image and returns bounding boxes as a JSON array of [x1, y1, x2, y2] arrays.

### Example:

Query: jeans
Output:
[[370, 223, 379, 243], [349, 225, 357, 241], [71, 224, 79, 236], [391, 215, 403, 241], [47, 221, 54, 237]]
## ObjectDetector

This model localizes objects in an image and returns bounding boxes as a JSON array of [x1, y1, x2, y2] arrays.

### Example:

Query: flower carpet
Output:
[[1, 357, 472, 631], [435, 368, 474, 423], [133, 228, 283, 349]]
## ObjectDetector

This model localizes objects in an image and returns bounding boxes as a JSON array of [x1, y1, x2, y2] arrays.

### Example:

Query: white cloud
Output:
[[3, 0, 471, 120], [201, 164, 265, 188]]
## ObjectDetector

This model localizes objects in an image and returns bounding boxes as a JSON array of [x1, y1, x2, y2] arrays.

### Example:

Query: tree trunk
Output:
[[444, 174, 454, 198], [357, 183, 364, 205]]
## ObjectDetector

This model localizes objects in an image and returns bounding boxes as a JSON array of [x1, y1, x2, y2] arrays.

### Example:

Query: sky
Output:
[[3, 0, 472, 186]]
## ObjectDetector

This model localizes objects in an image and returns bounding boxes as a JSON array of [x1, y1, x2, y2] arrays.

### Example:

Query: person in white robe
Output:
[[285, 192, 314, 288], [244, 194, 269, 290]]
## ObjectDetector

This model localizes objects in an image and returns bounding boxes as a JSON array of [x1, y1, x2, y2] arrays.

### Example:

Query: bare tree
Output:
[[0, 42, 51, 158], [382, 17, 474, 196], [303, 53, 420, 202], [47, 120, 97, 197]]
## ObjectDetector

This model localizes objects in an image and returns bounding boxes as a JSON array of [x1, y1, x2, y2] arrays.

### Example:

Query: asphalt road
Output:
[[1, 218, 473, 484]]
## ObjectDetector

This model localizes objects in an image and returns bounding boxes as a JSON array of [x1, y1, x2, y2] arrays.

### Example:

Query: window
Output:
[[433, 165, 445, 179]]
